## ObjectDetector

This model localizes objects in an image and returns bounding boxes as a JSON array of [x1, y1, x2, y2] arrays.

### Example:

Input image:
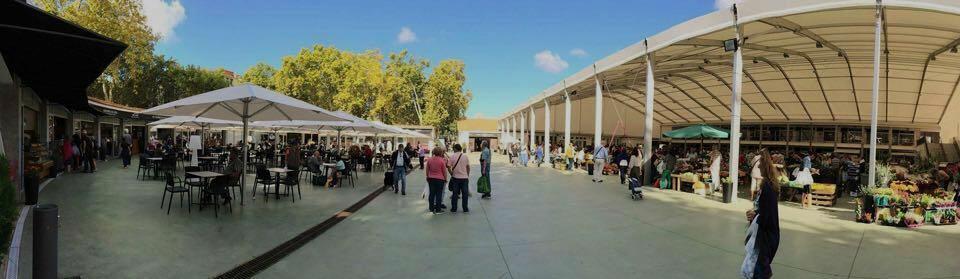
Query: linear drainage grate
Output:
[[214, 182, 391, 279]]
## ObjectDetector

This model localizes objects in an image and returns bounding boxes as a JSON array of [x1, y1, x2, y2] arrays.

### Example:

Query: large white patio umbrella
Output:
[[252, 118, 384, 147], [141, 84, 347, 205], [148, 116, 242, 151]]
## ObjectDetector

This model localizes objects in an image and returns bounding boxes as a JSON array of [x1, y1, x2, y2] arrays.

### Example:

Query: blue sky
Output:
[[155, 0, 718, 119]]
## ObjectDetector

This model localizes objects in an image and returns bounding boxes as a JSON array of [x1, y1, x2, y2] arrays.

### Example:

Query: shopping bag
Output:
[[477, 175, 491, 194], [421, 182, 429, 199]]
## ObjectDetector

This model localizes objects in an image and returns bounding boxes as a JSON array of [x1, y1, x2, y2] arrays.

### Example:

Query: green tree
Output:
[[422, 60, 472, 136], [273, 45, 345, 109], [374, 50, 429, 125], [36, 0, 159, 103], [240, 62, 277, 89], [173, 65, 232, 100]]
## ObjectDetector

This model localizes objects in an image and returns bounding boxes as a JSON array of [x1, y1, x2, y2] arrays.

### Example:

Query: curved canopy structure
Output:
[[503, 0, 960, 137]]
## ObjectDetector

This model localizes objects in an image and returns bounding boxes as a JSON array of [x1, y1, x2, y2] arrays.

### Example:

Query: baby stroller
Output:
[[628, 177, 643, 200]]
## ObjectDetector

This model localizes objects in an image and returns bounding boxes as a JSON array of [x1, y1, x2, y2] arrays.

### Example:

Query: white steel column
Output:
[[529, 106, 536, 153], [593, 65, 603, 148], [868, 1, 882, 188], [520, 112, 526, 148], [727, 5, 744, 203], [544, 99, 552, 164], [512, 116, 517, 144], [643, 44, 655, 186], [563, 81, 572, 153]]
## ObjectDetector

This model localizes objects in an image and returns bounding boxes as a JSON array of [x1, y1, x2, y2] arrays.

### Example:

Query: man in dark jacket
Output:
[[391, 144, 412, 195]]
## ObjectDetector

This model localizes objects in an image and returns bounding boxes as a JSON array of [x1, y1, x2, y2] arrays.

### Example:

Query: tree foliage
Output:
[[36, 0, 158, 102], [239, 62, 277, 89], [35, 0, 232, 108], [422, 60, 472, 136], [271, 45, 470, 135], [36, 1, 470, 135]]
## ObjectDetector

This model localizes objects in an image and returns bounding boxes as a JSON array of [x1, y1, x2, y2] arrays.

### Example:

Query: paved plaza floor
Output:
[[16, 155, 960, 278]]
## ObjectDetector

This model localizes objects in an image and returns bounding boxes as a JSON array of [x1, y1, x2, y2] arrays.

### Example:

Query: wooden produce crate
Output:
[[810, 183, 836, 207]]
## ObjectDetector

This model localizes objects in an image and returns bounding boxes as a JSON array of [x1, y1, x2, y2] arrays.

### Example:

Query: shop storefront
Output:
[[0, 0, 127, 201]]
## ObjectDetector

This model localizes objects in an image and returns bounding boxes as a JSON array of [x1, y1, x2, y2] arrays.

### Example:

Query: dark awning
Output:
[[0, 0, 127, 110]]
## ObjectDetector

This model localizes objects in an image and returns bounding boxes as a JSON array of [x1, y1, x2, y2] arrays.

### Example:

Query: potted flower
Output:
[[903, 212, 924, 228]]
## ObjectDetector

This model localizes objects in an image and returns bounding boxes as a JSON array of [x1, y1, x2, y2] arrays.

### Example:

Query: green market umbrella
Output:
[[662, 124, 729, 139]]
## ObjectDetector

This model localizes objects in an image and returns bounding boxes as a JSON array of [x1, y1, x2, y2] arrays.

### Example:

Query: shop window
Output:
[[841, 127, 863, 144], [877, 128, 890, 145], [797, 126, 813, 142], [820, 127, 836, 142], [22, 107, 39, 144], [895, 130, 914, 146]]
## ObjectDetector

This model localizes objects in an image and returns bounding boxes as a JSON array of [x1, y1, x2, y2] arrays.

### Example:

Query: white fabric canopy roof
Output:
[[503, 0, 960, 130]]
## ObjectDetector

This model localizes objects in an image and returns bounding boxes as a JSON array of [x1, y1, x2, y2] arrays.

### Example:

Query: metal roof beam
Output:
[[607, 89, 668, 125], [671, 73, 733, 112], [659, 78, 723, 120], [754, 57, 813, 120], [743, 69, 790, 121], [622, 86, 689, 123], [699, 66, 765, 121], [758, 17, 862, 121], [653, 86, 705, 122]]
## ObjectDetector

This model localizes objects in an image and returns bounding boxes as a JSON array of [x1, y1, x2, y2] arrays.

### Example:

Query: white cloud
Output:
[[533, 50, 568, 73], [714, 0, 746, 10], [141, 0, 186, 42], [569, 48, 588, 57], [397, 27, 417, 44]]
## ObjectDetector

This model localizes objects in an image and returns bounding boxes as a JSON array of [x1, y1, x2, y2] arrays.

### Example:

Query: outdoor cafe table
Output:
[[146, 157, 163, 179], [322, 163, 337, 176], [267, 168, 292, 200], [186, 171, 225, 207]]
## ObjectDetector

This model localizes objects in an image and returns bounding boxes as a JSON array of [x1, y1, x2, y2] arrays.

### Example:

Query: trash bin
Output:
[[34, 204, 59, 279], [722, 182, 733, 203]]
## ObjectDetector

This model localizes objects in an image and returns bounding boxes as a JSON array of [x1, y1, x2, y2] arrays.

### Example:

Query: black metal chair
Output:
[[161, 172, 190, 214], [203, 176, 232, 218], [281, 170, 301, 203], [183, 166, 205, 199], [340, 165, 355, 187], [251, 164, 274, 200]]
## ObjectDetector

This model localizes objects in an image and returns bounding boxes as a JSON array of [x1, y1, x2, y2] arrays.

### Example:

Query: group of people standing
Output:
[[63, 129, 131, 173], [390, 141, 493, 214]]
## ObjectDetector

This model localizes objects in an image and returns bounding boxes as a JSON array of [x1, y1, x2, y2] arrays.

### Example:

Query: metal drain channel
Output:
[[214, 180, 393, 279]]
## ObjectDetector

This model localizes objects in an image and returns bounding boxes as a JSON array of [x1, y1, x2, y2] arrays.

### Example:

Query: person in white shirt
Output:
[[710, 149, 722, 195], [592, 140, 609, 183]]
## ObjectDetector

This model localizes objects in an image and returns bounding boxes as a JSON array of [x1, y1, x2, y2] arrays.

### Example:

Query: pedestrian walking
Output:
[[742, 149, 781, 279], [615, 147, 630, 184], [391, 144, 412, 195], [592, 141, 608, 183], [479, 141, 493, 199], [425, 147, 448, 214], [447, 144, 470, 213]]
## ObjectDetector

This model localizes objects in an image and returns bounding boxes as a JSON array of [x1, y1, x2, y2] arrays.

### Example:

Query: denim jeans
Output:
[[449, 178, 469, 211], [393, 166, 407, 192], [427, 178, 445, 211]]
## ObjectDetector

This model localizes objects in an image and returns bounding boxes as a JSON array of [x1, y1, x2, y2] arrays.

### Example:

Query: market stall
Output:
[[662, 124, 729, 195], [855, 164, 959, 228]]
